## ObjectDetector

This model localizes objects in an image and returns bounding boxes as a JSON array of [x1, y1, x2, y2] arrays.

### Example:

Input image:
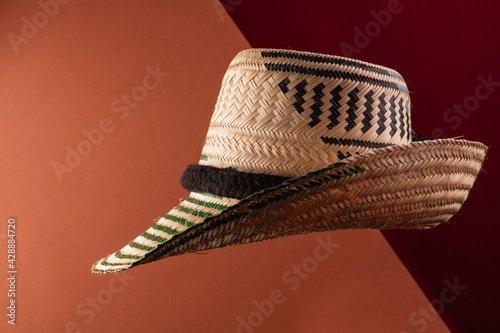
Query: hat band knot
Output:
[[180, 164, 291, 199]]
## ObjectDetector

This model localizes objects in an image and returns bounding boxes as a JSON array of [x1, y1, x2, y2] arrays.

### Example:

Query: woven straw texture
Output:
[[201, 49, 411, 177], [92, 49, 487, 274]]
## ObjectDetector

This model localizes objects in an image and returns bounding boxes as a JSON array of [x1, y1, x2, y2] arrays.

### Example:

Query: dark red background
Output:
[[226, 0, 499, 332]]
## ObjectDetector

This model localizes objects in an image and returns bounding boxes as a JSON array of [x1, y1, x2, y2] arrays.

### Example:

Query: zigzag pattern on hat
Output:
[[361, 90, 375, 133], [201, 48, 410, 177], [328, 85, 343, 129], [91, 49, 487, 275], [259, 50, 404, 79]]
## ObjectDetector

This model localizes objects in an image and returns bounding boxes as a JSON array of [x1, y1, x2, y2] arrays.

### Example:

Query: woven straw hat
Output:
[[92, 48, 488, 274]]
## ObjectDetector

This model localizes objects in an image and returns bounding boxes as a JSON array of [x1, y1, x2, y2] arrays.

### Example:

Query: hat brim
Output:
[[92, 138, 487, 274]]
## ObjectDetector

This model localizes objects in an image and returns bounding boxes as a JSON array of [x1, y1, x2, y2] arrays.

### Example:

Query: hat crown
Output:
[[201, 49, 411, 177]]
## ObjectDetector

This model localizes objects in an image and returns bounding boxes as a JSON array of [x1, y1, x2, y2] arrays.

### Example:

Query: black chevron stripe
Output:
[[309, 83, 325, 127], [361, 90, 375, 133], [344, 87, 360, 131], [389, 96, 397, 137], [292, 80, 308, 114], [264, 63, 407, 92], [327, 85, 343, 130], [321, 136, 393, 148], [398, 97, 406, 139], [376, 93, 387, 135], [260, 50, 396, 78]]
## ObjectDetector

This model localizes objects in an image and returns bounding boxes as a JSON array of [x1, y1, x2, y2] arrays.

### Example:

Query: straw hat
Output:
[[92, 48, 488, 274]]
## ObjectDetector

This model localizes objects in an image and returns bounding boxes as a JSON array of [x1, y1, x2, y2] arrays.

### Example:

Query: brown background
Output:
[[1, 1, 449, 332]]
